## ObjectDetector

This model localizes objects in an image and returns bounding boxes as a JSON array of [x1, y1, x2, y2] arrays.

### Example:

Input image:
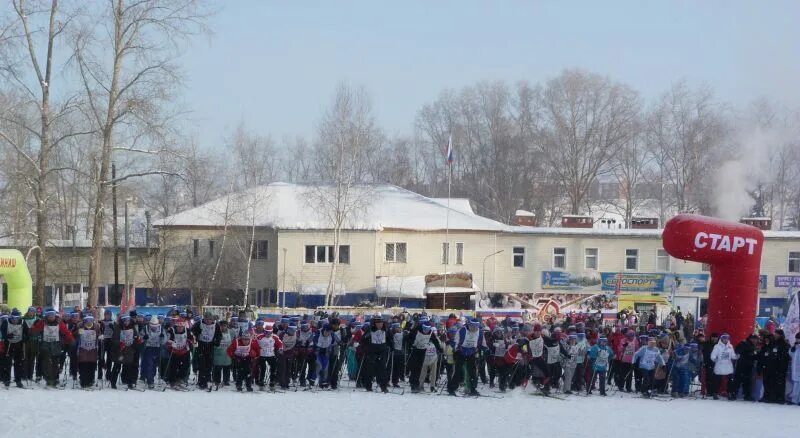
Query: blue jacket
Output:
[[633, 346, 666, 371], [588, 345, 615, 372], [456, 327, 486, 357]]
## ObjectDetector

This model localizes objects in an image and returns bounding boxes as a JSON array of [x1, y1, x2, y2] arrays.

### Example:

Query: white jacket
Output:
[[710, 341, 737, 375], [790, 345, 800, 382]]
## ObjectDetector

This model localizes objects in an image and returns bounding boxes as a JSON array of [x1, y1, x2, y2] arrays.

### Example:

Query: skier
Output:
[[31, 309, 74, 388], [488, 327, 510, 392], [633, 336, 666, 398], [296, 321, 314, 387], [313, 324, 334, 388], [420, 328, 440, 392], [390, 322, 405, 388], [561, 334, 579, 394], [587, 336, 615, 396], [141, 315, 165, 389], [75, 316, 101, 389], [615, 329, 638, 392], [213, 319, 233, 388], [670, 343, 693, 398], [407, 319, 442, 393], [254, 322, 282, 390], [327, 317, 348, 389], [65, 312, 81, 381], [361, 314, 392, 392], [278, 324, 298, 389], [447, 318, 486, 396], [0, 310, 27, 388], [99, 309, 116, 382], [528, 324, 550, 393], [22, 307, 40, 382], [165, 317, 193, 389], [192, 312, 221, 390], [709, 333, 737, 400], [227, 327, 260, 392]]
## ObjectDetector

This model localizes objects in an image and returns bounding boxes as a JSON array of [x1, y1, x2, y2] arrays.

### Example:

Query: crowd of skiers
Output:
[[1, 306, 799, 404]]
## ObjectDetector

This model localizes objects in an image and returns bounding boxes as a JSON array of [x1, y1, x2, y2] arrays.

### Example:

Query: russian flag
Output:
[[446, 135, 454, 165]]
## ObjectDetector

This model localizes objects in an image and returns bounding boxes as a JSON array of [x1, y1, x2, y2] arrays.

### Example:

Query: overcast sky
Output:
[[180, 1, 800, 148]]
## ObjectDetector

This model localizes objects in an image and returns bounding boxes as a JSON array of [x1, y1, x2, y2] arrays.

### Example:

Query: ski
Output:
[[125, 386, 146, 392]]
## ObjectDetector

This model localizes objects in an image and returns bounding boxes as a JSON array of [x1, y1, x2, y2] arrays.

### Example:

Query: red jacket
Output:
[[227, 337, 260, 360], [255, 332, 283, 357], [31, 320, 74, 345]]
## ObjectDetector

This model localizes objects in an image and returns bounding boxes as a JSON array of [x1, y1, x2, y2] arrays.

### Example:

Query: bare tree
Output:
[[537, 69, 639, 215], [72, 0, 209, 306], [308, 83, 379, 306], [645, 80, 727, 220], [229, 121, 278, 189], [0, 0, 90, 304], [609, 127, 651, 227]]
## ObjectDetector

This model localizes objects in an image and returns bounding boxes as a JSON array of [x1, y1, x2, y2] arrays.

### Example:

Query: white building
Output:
[[153, 182, 800, 317]]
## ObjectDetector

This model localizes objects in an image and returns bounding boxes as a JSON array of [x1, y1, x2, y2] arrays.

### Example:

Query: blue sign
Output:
[[540, 271, 602, 291], [775, 275, 800, 288], [599, 272, 710, 293], [541, 271, 573, 289]]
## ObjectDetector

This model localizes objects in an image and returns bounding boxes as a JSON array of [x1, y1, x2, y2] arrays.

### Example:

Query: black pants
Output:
[[68, 346, 78, 378], [391, 350, 405, 385], [407, 349, 426, 389], [762, 371, 787, 403], [38, 342, 62, 386], [328, 348, 344, 389], [364, 348, 390, 390], [0, 351, 10, 384], [494, 360, 509, 391], [640, 368, 656, 395], [278, 352, 296, 388], [590, 370, 607, 394], [547, 363, 562, 390], [256, 356, 278, 387], [572, 362, 585, 391], [78, 361, 97, 388], [23, 340, 39, 380], [729, 366, 753, 400], [477, 354, 488, 384], [166, 354, 189, 385], [212, 364, 231, 385], [196, 343, 214, 388], [4, 343, 24, 384], [615, 362, 633, 391], [448, 353, 477, 393], [102, 339, 115, 379], [297, 353, 314, 385], [234, 357, 253, 389]]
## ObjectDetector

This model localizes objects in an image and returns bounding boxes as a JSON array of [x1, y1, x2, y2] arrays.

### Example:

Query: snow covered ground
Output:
[[4, 385, 797, 437]]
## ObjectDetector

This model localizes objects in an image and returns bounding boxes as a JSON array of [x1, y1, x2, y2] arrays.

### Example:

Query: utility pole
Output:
[[112, 163, 119, 306], [124, 198, 131, 310], [281, 247, 287, 312], [482, 250, 504, 294]]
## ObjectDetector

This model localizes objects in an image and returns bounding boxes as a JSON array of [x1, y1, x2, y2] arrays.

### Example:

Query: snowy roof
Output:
[[506, 226, 800, 240], [430, 198, 475, 216], [376, 276, 426, 299], [155, 183, 506, 232], [515, 210, 535, 217]]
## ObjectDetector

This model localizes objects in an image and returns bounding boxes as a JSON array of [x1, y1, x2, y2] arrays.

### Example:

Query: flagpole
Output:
[[443, 135, 453, 311], [444, 163, 451, 311]]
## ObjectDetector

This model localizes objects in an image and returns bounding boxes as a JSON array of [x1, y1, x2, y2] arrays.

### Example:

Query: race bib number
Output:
[[596, 349, 609, 366]]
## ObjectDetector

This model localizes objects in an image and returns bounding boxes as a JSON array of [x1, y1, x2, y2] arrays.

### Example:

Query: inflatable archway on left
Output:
[[0, 249, 33, 310]]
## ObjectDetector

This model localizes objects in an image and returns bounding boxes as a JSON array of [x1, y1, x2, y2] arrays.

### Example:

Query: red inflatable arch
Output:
[[662, 214, 764, 344]]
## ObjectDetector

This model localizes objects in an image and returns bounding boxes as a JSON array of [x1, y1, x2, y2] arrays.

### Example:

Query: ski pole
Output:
[[352, 352, 367, 392]]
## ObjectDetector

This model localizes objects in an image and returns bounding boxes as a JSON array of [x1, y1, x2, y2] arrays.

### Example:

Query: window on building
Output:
[[441, 242, 450, 264], [625, 249, 639, 271], [304, 245, 350, 264], [456, 242, 464, 265], [584, 248, 598, 270], [208, 240, 216, 259], [385, 242, 407, 263], [250, 240, 268, 260], [790, 251, 800, 273], [656, 249, 670, 271], [192, 239, 199, 258], [513, 247, 525, 268], [553, 247, 566, 269]]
